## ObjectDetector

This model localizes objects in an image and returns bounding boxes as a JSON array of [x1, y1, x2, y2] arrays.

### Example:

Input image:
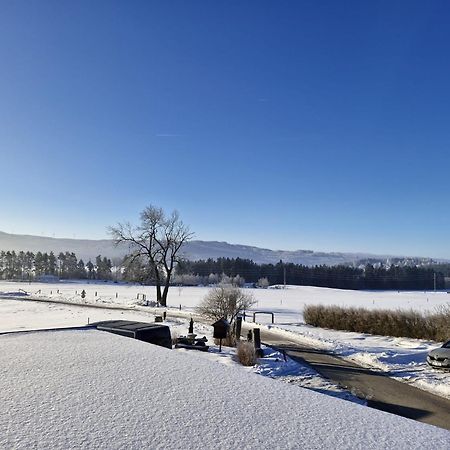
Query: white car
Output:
[[427, 340, 450, 368]]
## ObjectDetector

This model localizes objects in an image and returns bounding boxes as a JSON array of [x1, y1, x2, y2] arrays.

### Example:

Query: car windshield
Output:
[[442, 341, 450, 349]]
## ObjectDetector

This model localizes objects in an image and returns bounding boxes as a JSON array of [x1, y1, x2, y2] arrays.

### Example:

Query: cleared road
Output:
[[255, 327, 450, 431]]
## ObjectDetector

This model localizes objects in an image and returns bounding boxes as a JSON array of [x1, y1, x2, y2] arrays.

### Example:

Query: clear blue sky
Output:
[[1, 1, 450, 258]]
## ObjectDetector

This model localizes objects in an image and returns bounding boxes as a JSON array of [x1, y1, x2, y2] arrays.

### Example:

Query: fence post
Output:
[[247, 329, 253, 342], [253, 328, 261, 349], [236, 316, 242, 340], [253, 328, 263, 357]]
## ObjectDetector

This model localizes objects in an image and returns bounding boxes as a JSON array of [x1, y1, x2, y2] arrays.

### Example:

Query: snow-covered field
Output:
[[1, 328, 449, 449], [2, 281, 448, 321], [0, 296, 363, 405], [1, 281, 449, 399]]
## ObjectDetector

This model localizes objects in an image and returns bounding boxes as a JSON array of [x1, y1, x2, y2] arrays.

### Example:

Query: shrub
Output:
[[303, 303, 450, 341], [237, 341, 257, 366], [170, 330, 179, 347], [196, 285, 256, 328]]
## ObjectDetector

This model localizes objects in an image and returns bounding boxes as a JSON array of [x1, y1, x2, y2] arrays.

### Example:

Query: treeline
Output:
[[1, 249, 447, 291], [176, 258, 446, 291], [0, 250, 113, 280], [429, 263, 450, 277]]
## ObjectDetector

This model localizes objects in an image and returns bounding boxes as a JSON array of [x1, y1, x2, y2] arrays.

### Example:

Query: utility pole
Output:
[[283, 265, 286, 289], [434, 272, 436, 292]]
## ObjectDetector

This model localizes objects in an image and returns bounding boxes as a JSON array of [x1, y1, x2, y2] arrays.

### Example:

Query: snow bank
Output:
[[0, 329, 448, 449], [1, 281, 449, 400]]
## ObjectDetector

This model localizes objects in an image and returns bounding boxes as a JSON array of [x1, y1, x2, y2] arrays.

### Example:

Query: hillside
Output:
[[0, 231, 433, 266]]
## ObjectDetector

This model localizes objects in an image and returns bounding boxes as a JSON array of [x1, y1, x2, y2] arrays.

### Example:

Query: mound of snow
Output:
[[0, 329, 448, 449]]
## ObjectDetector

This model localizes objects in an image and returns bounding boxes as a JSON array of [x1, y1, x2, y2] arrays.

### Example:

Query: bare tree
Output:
[[196, 285, 256, 329], [109, 205, 193, 306]]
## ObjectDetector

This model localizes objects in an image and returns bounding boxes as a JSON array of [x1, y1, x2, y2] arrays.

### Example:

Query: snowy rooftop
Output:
[[1, 329, 449, 449]]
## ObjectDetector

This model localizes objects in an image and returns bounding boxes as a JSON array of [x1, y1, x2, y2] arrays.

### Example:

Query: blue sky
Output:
[[1, 1, 450, 258]]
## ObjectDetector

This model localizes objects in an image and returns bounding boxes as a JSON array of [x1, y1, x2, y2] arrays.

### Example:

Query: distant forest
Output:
[[0, 250, 113, 280], [0, 249, 448, 291], [177, 258, 448, 291]]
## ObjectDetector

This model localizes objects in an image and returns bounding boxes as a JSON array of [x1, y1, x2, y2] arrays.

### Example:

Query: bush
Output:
[[237, 341, 257, 366], [196, 285, 256, 327], [170, 330, 179, 347], [303, 304, 450, 341]]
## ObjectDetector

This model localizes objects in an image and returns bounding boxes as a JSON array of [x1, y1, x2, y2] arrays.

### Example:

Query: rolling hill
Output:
[[0, 231, 433, 266]]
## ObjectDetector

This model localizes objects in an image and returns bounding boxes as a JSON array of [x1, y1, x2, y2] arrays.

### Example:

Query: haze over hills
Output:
[[0, 231, 439, 267]]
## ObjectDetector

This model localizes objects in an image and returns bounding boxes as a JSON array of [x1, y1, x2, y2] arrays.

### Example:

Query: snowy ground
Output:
[[1, 328, 449, 449], [169, 320, 365, 405], [1, 281, 449, 399], [0, 296, 363, 405]]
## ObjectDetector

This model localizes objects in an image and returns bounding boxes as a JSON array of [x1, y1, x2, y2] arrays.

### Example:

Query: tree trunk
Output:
[[161, 282, 170, 307], [153, 266, 163, 305], [160, 267, 173, 307], [156, 284, 162, 304]]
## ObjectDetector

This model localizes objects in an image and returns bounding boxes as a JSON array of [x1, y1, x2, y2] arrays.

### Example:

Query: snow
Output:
[[254, 323, 450, 400], [1, 281, 449, 400], [1, 329, 448, 449], [0, 296, 364, 405], [3, 281, 449, 318], [172, 321, 365, 405]]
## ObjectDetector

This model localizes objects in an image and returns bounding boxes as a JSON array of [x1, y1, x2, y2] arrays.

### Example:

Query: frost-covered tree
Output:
[[257, 277, 269, 288], [196, 285, 255, 328], [109, 205, 193, 307], [208, 273, 220, 285], [86, 260, 95, 279], [77, 259, 86, 279]]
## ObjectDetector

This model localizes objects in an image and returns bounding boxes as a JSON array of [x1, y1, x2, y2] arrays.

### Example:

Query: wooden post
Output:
[[163, 311, 167, 320], [236, 316, 242, 340], [253, 328, 263, 358], [253, 328, 261, 349], [219, 338, 222, 352], [116, 292, 118, 298]]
